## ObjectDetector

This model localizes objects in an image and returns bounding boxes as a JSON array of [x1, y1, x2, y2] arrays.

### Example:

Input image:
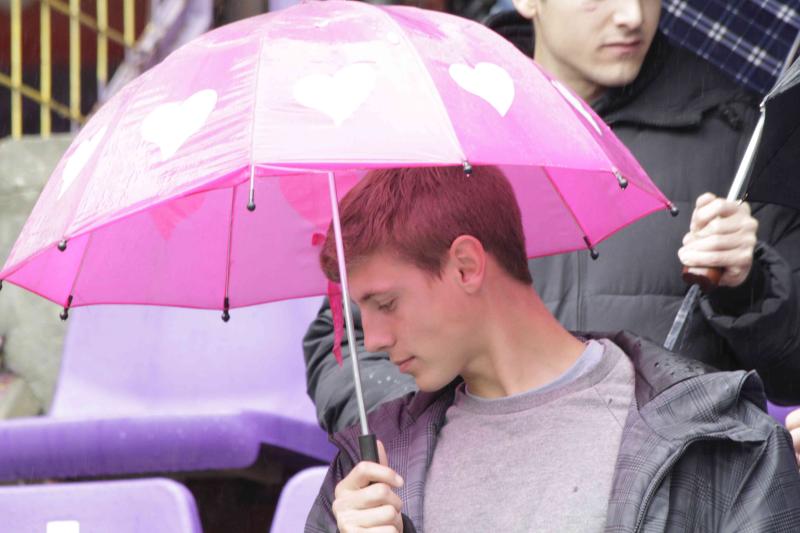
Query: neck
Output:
[[460, 277, 585, 399]]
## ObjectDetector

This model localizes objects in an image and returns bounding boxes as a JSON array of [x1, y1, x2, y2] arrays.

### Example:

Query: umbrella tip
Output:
[[462, 161, 473, 176], [60, 295, 73, 321], [221, 297, 230, 322], [57, 240, 68, 252], [613, 169, 628, 189], [247, 201, 256, 212], [668, 203, 679, 217], [583, 236, 600, 260]]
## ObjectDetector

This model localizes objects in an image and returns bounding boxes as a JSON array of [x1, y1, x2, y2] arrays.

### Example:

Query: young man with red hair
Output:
[[305, 165, 800, 532]]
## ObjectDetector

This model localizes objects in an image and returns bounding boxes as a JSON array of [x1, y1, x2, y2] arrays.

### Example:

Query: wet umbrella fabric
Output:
[[658, 0, 800, 95], [0, 2, 672, 458]]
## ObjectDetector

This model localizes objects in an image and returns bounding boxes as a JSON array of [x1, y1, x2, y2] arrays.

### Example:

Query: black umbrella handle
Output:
[[359, 433, 379, 463]]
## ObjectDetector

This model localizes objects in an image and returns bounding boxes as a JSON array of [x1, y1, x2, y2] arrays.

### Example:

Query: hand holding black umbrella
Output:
[[666, 53, 800, 350]]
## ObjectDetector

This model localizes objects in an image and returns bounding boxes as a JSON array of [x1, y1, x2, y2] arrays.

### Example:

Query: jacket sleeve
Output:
[[305, 453, 350, 533], [700, 203, 800, 404], [303, 298, 418, 434], [721, 426, 800, 531]]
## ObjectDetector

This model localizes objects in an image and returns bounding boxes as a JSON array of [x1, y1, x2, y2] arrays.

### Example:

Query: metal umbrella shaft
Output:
[[664, 110, 765, 351], [327, 172, 379, 463]]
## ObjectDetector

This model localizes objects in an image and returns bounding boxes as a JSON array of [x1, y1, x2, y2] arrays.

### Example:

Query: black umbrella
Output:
[[666, 52, 800, 350], [746, 57, 800, 211]]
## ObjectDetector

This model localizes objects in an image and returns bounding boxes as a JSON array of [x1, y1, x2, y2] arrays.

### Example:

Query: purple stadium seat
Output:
[[767, 402, 798, 426], [0, 478, 202, 533], [270, 466, 328, 533], [0, 297, 335, 481]]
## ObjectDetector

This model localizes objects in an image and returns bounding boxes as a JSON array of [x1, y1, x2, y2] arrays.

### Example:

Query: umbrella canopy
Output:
[[745, 56, 800, 210], [660, 0, 800, 95], [0, 1, 672, 314]]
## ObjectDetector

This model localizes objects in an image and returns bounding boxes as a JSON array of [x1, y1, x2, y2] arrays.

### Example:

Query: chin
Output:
[[596, 63, 645, 89]]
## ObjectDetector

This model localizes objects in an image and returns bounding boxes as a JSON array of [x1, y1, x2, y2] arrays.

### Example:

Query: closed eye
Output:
[[378, 299, 396, 313]]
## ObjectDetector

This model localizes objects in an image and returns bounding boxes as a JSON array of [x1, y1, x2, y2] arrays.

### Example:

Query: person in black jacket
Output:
[[303, 0, 800, 435]]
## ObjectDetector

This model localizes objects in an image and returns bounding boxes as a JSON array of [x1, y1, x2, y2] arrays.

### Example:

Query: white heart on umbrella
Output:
[[141, 89, 218, 160], [58, 125, 108, 200], [551, 79, 602, 135], [293, 64, 377, 126], [449, 62, 515, 117]]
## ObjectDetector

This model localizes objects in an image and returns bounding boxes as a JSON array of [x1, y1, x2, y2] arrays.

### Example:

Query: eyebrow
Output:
[[358, 291, 390, 306]]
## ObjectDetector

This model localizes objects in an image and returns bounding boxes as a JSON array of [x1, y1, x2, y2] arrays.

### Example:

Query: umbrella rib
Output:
[[223, 186, 237, 314], [375, 5, 465, 161], [540, 166, 596, 249], [63, 232, 94, 309], [247, 37, 266, 208]]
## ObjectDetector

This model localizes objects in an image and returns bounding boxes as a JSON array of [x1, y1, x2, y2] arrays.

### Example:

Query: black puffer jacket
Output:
[[303, 26, 800, 434]]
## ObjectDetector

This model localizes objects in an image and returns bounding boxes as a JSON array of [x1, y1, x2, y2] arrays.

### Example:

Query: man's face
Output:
[[516, 0, 661, 101], [349, 251, 479, 392]]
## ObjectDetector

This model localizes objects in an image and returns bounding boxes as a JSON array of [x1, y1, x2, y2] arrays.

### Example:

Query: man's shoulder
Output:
[[591, 331, 767, 412]]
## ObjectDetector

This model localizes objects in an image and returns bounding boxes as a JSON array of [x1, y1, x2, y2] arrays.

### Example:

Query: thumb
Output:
[[377, 439, 389, 467]]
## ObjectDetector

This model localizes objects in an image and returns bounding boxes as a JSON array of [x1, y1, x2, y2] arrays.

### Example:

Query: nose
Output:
[[362, 313, 395, 354], [612, 0, 644, 30]]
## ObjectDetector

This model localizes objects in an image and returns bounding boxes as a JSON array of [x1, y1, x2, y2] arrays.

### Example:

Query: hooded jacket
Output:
[[303, 26, 800, 436], [305, 332, 800, 532]]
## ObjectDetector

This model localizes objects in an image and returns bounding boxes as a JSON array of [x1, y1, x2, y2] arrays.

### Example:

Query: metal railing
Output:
[[1, 0, 142, 139]]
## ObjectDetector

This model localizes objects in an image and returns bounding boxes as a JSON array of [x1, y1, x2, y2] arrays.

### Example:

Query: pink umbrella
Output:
[[0, 1, 673, 458]]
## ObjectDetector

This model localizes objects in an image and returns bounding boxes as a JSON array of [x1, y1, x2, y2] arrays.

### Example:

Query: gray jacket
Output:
[[306, 332, 800, 532]]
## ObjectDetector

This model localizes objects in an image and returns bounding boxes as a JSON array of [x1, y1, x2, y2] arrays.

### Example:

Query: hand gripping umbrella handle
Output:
[[680, 111, 766, 292]]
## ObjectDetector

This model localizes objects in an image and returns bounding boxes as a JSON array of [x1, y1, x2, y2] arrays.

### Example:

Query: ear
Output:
[[448, 235, 486, 294], [513, 0, 538, 20]]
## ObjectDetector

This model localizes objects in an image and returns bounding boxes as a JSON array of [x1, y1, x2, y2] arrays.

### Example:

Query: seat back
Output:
[[0, 478, 202, 533], [270, 466, 328, 533], [50, 297, 324, 424]]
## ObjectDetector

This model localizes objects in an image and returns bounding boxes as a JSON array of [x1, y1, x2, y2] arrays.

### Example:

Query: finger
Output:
[[691, 199, 750, 233], [695, 192, 717, 210], [336, 461, 404, 494], [791, 428, 800, 455], [787, 408, 800, 432], [681, 232, 756, 253], [353, 483, 403, 512], [678, 248, 753, 269], [358, 504, 403, 528], [694, 215, 757, 240], [332, 484, 403, 524], [336, 508, 402, 533], [689, 193, 720, 231]]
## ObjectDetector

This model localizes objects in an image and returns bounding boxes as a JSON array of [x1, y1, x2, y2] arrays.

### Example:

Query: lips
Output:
[[393, 356, 415, 373], [603, 40, 643, 54]]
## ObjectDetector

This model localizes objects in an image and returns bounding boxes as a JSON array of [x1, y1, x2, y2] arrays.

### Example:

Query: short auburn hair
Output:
[[320, 166, 532, 286]]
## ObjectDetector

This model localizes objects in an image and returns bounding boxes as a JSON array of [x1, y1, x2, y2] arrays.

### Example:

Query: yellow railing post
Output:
[[10, 0, 23, 138], [124, 0, 135, 47], [41, 1, 52, 138], [97, 0, 108, 94], [69, 0, 81, 129]]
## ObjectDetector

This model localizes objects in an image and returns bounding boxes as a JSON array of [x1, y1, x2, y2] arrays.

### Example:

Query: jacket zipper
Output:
[[632, 435, 728, 533]]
